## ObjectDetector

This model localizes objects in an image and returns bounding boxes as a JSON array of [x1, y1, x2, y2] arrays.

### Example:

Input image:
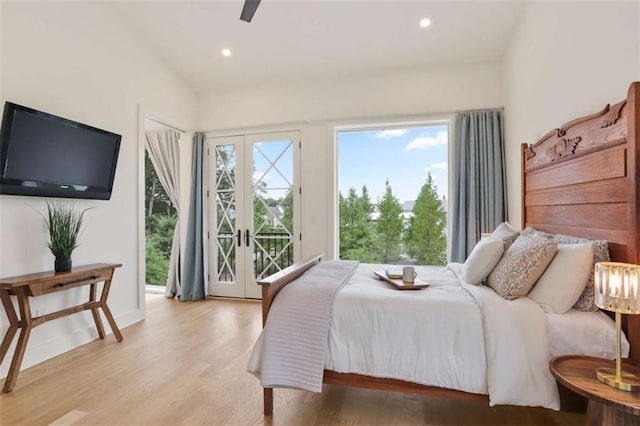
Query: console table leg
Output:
[[0, 324, 18, 366], [101, 303, 122, 342], [0, 290, 19, 365], [99, 277, 122, 342], [3, 288, 32, 393], [89, 283, 105, 339]]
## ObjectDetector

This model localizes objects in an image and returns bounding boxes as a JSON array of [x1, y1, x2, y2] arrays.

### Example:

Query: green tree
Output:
[[253, 190, 270, 233], [214, 146, 236, 235], [339, 186, 378, 262], [145, 150, 177, 286], [281, 190, 293, 235], [406, 173, 447, 265], [145, 152, 173, 218], [146, 234, 170, 285], [376, 179, 403, 263], [145, 213, 177, 285]]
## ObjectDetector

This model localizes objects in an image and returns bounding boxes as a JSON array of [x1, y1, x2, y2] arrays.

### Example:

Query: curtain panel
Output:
[[180, 133, 208, 301], [450, 109, 507, 262], [144, 130, 181, 298]]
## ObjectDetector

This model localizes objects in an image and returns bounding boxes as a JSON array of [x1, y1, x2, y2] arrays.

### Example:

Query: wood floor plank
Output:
[[0, 294, 586, 425], [48, 410, 88, 426]]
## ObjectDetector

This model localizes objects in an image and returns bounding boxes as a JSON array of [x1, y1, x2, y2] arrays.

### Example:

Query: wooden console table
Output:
[[0, 263, 122, 392]]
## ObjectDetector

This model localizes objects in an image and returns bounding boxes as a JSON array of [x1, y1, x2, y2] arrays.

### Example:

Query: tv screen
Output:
[[0, 102, 121, 200]]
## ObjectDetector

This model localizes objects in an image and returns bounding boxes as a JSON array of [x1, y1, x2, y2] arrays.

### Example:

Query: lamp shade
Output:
[[594, 262, 640, 314]]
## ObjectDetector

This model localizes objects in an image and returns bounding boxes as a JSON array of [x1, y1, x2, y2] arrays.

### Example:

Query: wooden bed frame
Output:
[[521, 81, 640, 368], [257, 81, 640, 416]]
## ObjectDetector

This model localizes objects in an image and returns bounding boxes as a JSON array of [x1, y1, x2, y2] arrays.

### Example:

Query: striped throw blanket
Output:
[[249, 260, 359, 392]]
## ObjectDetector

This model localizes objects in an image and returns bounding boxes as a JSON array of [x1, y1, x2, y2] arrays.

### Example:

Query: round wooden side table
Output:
[[550, 355, 640, 426]]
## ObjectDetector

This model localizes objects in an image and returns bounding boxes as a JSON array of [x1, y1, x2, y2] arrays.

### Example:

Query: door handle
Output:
[[236, 229, 242, 247], [245, 229, 250, 247]]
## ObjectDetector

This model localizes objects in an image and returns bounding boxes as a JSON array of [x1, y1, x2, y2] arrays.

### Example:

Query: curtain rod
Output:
[[455, 107, 504, 114], [144, 116, 187, 133]]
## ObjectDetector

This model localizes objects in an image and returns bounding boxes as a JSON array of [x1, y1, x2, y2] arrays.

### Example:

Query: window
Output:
[[338, 123, 449, 265]]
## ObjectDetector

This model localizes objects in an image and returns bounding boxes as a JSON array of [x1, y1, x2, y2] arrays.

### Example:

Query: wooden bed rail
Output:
[[257, 253, 323, 326], [257, 253, 323, 415]]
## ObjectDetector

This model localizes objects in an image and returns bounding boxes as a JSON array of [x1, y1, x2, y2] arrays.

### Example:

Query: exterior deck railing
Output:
[[216, 232, 294, 282]]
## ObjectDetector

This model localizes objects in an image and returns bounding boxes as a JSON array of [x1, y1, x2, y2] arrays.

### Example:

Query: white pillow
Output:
[[528, 243, 594, 314], [489, 222, 520, 249], [462, 239, 505, 285]]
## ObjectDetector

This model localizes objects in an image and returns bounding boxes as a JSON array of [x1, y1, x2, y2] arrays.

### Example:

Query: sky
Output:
[[338, 125, 449, 204], [248, 125, 449, 205], [252, 140, 293, 202]]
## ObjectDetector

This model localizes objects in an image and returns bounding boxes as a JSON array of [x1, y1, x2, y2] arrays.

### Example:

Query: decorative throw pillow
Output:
[[529, 229, 610, 312], [489, 222, 520, 250], [462, 239, 505, 285], [528, 243, 594, 314], [521, 227, 541, 238], [487, 235, 558, 300]]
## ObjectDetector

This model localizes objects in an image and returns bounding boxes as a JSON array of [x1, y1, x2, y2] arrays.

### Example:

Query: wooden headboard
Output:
[[521, 81, 640, 366]]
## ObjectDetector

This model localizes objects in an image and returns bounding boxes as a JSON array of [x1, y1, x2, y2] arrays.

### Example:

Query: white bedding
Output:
[[450, 261, 630, 359], [251, 262, 627, 410], [461, 280, 559, 408], [327, 264, 487, 395], [548, 309, 630, 358]]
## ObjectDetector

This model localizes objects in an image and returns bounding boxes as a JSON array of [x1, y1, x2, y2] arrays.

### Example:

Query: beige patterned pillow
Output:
[[490, 222, 520, 250], [487, 236, 558, 300]]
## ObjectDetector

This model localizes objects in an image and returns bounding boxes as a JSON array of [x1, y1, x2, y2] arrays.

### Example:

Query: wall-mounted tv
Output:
[[0, 102, 121, 200]]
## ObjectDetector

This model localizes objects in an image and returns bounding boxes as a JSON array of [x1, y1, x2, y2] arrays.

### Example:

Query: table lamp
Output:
[[594, 261, 640, 392]]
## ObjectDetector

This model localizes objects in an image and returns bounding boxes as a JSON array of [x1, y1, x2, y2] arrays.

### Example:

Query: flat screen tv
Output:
[[0, 102, 121, 200]]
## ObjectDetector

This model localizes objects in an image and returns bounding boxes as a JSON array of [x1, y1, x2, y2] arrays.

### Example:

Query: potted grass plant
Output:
[[44, 201, 91, 272]]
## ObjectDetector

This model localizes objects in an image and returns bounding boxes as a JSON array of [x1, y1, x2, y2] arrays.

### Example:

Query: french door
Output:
[[207, 131, 301, 298]]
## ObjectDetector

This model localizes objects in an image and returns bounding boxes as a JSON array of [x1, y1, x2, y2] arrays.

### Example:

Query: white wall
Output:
[[0, 2, 197, 378], [503, 1, 640, 228], [199, 63, 503, 258]]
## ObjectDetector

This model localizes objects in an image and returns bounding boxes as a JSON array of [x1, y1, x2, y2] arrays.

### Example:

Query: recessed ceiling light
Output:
[[222, 48, 231, 57], [419, 18, 431, 28]]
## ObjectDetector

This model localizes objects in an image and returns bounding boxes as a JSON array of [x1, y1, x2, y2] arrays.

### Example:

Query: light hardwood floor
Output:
[[0, 294, 586, 425]]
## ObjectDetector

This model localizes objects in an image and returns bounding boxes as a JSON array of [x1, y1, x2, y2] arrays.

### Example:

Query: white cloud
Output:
[[373, 129, 408, 139], [253, 171, 271, 183], [404, 130, 448, 151], [428, 162, 448, 170]]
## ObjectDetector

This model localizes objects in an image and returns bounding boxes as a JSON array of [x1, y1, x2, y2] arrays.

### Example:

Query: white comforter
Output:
[[326, 263, 560, 409]]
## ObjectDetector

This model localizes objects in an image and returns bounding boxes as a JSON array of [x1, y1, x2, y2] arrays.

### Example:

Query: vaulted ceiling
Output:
[[111, 1, 524, 93]]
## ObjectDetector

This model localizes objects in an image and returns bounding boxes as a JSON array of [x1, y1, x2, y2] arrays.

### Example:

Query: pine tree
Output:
[[280, 189, 293, 235], [339, 186, 378, 262], [252, 180, 270, 233], [406, 173, 447, 265], [376, 179, 403, 263]]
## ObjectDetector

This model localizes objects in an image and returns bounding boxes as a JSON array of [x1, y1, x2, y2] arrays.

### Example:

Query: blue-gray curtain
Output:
[[450, 110, 507, 262], [180, 133, 208, 301]]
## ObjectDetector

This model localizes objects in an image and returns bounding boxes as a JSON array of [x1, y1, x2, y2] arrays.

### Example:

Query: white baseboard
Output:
[[145, 285, 165, 295], [0, 308, 144, 379]]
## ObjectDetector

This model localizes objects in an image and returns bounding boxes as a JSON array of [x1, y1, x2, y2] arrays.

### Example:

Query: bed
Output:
[[250, 81, 640, 415]]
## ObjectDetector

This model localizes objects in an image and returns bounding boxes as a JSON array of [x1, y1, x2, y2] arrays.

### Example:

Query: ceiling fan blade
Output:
[[240, 0, 262, 23]]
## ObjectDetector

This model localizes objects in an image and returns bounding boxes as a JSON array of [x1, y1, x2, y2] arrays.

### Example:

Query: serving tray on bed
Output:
[[373, 271, 429, 290]]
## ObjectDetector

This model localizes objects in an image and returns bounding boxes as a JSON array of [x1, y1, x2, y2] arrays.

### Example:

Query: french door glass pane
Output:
[[215, 145, 236, 283], [252, 140, 294, 279]]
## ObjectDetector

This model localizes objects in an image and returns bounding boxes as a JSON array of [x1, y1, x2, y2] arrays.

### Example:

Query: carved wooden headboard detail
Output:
[[521, 81, 640, 366]]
